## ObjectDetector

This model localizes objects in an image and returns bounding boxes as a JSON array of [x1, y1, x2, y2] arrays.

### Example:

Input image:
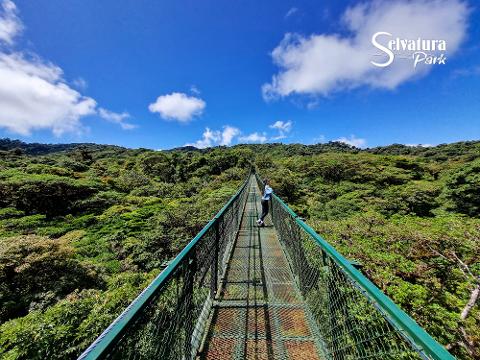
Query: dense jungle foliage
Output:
[[0, 139, 478, 359]]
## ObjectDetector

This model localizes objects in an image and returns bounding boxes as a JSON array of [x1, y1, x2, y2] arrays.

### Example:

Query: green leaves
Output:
[[443, 160, 480, 217], [0, 173, 99, 218], [254, 146, 479, 358], [0, 140, 478, 359], [0, 235, 102, 323], [0, 144, 250, 359]]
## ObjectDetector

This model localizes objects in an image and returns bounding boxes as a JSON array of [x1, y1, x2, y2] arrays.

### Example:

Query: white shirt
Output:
[[262, 185, 273, 201]]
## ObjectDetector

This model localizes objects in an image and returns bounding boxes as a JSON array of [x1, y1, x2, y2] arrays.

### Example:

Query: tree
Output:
[[0, 175, 97, 217], [443, 160, 480, 217], [137, 153, 175, 183], [0, 235, 101, 322]]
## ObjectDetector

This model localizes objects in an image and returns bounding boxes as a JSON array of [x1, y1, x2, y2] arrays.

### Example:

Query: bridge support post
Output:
[[183, 257, 196, 359], [211, 221, 220, 299]]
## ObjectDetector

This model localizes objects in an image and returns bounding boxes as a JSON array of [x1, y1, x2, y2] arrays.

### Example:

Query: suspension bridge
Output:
[[78, 174, 454, 360]]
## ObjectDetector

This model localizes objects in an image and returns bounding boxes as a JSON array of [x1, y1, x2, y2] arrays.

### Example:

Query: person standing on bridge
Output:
[[257, 179, 273, 226]]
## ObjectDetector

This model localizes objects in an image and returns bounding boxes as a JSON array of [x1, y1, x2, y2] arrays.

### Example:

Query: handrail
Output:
[[80, 173, 455, 360], [257, 173, 454, 360], [78, 176, 250, 360]]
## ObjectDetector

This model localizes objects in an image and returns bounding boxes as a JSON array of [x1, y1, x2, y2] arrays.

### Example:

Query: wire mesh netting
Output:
[[78, 179, 249, 360], [200, 181, 325, 360], [256, 175, 431, 360], [79, 174, 453, 360]]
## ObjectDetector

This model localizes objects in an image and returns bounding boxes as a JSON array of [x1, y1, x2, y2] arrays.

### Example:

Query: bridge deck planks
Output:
[[199, 180, 325, 360]]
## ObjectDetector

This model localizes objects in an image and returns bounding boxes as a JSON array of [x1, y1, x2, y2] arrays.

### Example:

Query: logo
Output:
[[371, 32, 447, 68]]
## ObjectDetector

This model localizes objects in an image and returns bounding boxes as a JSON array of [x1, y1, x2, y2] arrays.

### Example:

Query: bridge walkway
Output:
[[200, 179, 325, 360]]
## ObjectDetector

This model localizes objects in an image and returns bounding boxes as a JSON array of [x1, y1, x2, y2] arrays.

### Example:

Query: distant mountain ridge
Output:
[[0, 139, 126, 155], [1, 138, 479, 159]]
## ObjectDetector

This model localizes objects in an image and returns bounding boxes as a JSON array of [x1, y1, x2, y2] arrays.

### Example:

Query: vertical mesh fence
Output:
[[255, 175, 451, 360], [80, 175, 453, 360], [78, 179, 249, 360], [201, 179, 327, 360]]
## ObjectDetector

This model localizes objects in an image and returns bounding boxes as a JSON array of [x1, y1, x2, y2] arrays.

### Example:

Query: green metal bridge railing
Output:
[[78, 177, 250, 360], [254, 174, 454, 360], [78, 174, 454, 360]]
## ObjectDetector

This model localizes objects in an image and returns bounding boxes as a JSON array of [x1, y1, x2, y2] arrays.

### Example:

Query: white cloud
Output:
[[185, 127, 219, 148], [186, 126, 271, 148], [0, 0, 134, 135], [270, 134, 287, 141], [335, 135, 366, 148], [221, 125, 240, 145], [185, 125, 240, 149], [98, 108, 136, 130], [0, 52, 97, 136], [270, 120, 292, 133], [239, 132, 268, 144], [285, 7, 298, 19], [148, 92, 206, 122], [269, 120, 293, 140], [0, 0, 21, 45], [263, 0, 469, 99]]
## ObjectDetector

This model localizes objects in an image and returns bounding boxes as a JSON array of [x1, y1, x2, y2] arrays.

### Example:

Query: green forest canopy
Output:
[[0, 139, 478, 359]]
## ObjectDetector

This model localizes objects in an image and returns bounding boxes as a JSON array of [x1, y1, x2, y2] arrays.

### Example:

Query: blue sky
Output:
[[0, 0, 479, 149]]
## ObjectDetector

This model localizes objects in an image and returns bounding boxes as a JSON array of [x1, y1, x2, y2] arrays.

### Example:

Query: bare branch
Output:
[[452, 251, 475, 279], [460, 279, 480, 320]]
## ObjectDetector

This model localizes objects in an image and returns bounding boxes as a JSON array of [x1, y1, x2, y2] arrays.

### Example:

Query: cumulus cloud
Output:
[[269, 120, 292, 140], [335, 135, 366, 148], [0, 52, 97, 135], [149, 92, 206, 122], [221, 125, 240, 145], [270, 120, 292, 133], [185, 127, 220, 148], [186, 126, 272, 148], [187, 126, 366, 149], [0, 0, 135, 135], [186, 125, 240, 149], [239, 132, 268, 144], [263, 0, 469, 99], [98, 108, 136, 130]]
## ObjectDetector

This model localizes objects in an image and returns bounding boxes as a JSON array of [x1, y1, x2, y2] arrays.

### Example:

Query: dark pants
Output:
[[260, 200, 269, 221]]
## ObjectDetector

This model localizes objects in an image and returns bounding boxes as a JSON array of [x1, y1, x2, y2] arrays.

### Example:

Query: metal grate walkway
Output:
[[200, 180, 325, 360]]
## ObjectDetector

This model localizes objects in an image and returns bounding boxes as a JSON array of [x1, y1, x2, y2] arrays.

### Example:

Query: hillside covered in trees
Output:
[[0, 139, 479, 359]]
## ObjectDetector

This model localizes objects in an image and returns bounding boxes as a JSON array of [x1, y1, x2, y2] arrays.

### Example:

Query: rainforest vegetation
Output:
[[0, 139, 478, 359]]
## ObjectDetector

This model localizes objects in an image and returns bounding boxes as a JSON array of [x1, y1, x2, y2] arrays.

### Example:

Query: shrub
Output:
[[0, 174, 97, 217], [443, 160, 480, 217], [0, 235, 102, 322]]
